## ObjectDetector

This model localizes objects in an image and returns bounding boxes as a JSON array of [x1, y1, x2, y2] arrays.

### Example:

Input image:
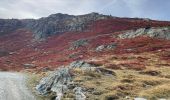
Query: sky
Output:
[[0, 0, 170, 21]]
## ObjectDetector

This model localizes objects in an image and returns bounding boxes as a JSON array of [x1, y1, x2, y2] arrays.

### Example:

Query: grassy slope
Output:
[[27, 51, 170, 100]]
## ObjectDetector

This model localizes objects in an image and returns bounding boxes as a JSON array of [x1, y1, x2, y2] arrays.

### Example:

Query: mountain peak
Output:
[[48, 13, 74, 18]]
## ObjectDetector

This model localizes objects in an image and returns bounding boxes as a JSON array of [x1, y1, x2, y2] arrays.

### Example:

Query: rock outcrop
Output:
[[26, 12, 111, 39], [0, 13, 111, 40], [36, 68, 72, 95], [69, 60, 97, 69], [69, 39, 88, 50], [36, 60, 116, 100], [36, 67, 87, 100], [118, 27, 170, 40], [95, 43, 117, 51], [0, 19, 23, 36]]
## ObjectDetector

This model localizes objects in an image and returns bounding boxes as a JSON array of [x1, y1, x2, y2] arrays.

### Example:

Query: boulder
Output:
[[96, 45, 105, 51], [73, 87, 86, 100], [106, 43, 117, 49], [95, 43, 117, 52], [23, 63, 36, 69], [36, 68, 72, 95], [134, 98, 147, 100], [69, 60, 97, 70]]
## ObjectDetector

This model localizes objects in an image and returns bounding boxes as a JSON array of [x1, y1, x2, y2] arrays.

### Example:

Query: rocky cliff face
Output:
[[0, 13, 111, 39], [0, 19, 23, 36], [26, 13, 111, 39]]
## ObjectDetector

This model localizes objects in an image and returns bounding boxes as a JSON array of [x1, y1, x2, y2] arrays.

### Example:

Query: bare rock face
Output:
[[36, 68, 72, 95], [118, 27, 170, 40], [0, 13, 111, 40], [26, 12, 111, 39], [0, 19, 23, 36], [36, 60, 116, 100]]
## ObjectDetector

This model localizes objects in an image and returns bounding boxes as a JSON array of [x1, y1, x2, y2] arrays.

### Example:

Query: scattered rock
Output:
[[96, 45, 105, 51], [23, 63, 36, 69], [139, 70, 161, 76], [36, 60, 116, 100], [104, 93, 119, 100], [70, 39, 88, 50], [96, 67, 116, 76], [92, 90, 103, 95], [73, 87, 86, 100], [69, 60, 97, 70], [96, 43, 117, 52], [106, 43, 117, 49], [134, 97, 147, 100], [41, 67, 51, 72], [118, 27, 170, 40], [121, 78, 134, 83]]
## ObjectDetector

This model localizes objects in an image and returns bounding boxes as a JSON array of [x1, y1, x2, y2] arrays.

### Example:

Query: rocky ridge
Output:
[[0, 19, 23, 35], [28, 13, 111, 39], [0, 13, 111, 40], [36, 60, 116, 100], [118, 27, 170, 40]]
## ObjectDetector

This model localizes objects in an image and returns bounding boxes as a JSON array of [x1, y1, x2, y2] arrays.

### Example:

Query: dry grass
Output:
[[139, 83, 170, 100], [26, 52, 170, 100]]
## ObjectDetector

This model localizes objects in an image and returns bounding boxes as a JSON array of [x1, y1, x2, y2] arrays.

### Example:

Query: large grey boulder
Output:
[[36, 68, 72, 96]]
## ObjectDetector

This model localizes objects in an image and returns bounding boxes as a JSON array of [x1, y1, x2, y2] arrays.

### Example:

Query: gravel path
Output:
[[0, 72, 36, 100]]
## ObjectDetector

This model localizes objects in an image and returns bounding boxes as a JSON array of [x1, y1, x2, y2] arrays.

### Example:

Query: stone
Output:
[[139, 70, 161, 76], [118, 27, 170, 40], [70, 39, 88, 50], [36, 68, 72, 96], [73, 87, 86, 100], [36, 60, 116, 100], [106, 43, 117, 49], [96, 67, 116, 76], [96, 45, 105, 51], [95, 43, 117, 52], [69, 60, 97, 69], [23, 63, 36, 68], [134, 97, 147, 100], [41, 67, 51, 72]]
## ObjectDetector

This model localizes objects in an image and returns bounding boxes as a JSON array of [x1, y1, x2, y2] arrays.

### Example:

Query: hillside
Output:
[[0, 13, 170, 71], [0, 13, 170, 100]]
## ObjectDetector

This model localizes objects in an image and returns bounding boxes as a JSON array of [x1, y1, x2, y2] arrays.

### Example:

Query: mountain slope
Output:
[[0, 13, 170, 71]]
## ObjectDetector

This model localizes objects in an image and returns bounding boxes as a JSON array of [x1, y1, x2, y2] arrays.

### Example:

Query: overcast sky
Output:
[[0, 0, 170, 21]]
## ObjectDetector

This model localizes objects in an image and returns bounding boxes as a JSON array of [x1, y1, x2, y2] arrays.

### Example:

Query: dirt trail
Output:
[[0, 72, 36, 100]]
